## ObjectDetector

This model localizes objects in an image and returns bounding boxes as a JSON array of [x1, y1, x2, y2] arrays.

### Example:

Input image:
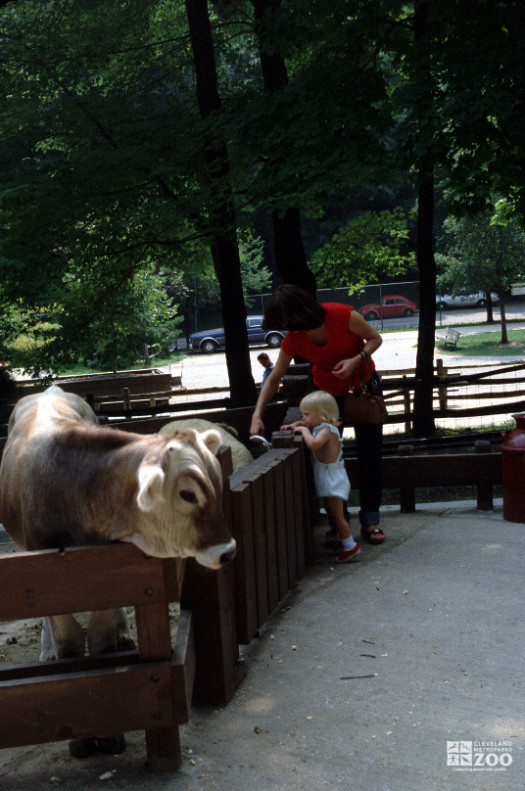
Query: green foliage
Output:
[[309, 208, 414, 290], [1, 0, 524, 383], [436, 328, 525, 355], [181, 232, 271, 306], [437, 209, 525, 295], [0, 366, 21, 432], [0, 0, 202, 371]]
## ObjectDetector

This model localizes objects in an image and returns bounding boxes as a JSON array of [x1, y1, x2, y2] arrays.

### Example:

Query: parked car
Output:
[[436, 292, 499, 309], [358, 295, 418, 321], [189, 315, 286, 353]]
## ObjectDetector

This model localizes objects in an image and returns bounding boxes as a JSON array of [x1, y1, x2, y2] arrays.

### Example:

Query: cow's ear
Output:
[[200, 429, 221, 456], [137, 465, 165, 511]]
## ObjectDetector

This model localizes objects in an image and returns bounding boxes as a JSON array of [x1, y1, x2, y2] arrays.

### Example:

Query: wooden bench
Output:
[[436, 328, 461, 348], [345, 440, 501, 512]]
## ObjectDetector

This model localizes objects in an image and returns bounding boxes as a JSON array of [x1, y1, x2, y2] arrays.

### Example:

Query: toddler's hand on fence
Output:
[[281, 420, 302, 431]]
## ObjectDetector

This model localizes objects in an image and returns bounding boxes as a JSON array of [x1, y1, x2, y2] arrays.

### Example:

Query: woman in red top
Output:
[[250, 284, 385, 544]]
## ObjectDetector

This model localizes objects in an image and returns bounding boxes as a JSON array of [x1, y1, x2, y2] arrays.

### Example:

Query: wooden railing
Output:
[[379, 360, 525, 429], [4, 360, 525, 440], [0, 440, 315, 770], [0, 545, 190, 771], [0, 416, 506, 773]]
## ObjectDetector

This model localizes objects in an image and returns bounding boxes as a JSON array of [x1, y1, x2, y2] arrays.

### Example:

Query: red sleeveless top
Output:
[[280, 303, 375, 396]]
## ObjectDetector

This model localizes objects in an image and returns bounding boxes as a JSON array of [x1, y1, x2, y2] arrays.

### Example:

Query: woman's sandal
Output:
[[361, 525, 385, 545]]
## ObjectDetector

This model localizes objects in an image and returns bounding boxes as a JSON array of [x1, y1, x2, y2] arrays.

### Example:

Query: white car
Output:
[[436, 292, 499, 309]]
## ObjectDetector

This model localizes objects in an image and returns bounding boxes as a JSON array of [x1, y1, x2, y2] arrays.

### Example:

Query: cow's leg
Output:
[[40, 615, 85, 661], [75, 608, 135, 758], [38, 615, 99, 758], [87, 608, 135, 656]]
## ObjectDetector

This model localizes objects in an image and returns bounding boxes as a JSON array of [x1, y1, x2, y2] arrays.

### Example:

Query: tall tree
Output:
[[185, 0, 256, 405], [412, 0, 437, 437], [252, 0, 315, 296]]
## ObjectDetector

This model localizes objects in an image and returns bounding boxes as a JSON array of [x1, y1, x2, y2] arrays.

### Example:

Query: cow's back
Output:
[[0, 387, 101, 549]]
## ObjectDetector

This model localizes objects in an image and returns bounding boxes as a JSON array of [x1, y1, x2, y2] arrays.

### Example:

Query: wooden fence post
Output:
[[475, 439, 494, 510], [180, 446, 244, 707], [402, 374, 412, 432], [436, 359, 448, 411], [398, 444, 416, 512]]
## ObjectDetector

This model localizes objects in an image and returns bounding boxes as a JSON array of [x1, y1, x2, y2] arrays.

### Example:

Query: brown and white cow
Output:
[[0, 385, 236, 662], [159, 417, 253, 471]]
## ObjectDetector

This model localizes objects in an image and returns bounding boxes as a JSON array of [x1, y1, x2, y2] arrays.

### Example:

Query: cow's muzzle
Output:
[[195, 538, 237, 570]]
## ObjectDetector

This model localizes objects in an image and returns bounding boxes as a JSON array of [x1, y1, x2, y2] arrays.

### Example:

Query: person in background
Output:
[[250, 284, 385, 545], [257, 352, 274, 385]]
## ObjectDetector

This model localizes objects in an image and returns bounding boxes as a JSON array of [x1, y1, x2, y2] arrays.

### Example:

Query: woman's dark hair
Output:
[[263, 284, 326, 331]]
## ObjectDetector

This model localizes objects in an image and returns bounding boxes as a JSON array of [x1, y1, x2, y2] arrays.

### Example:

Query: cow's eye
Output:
[[180, 489, 198, 504]]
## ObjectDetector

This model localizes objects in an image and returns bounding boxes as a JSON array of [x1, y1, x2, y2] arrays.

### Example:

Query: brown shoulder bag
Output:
[[342, 356, 387, 426]]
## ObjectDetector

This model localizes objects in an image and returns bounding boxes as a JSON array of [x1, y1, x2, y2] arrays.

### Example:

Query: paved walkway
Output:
[[1, 501, 523, 791]]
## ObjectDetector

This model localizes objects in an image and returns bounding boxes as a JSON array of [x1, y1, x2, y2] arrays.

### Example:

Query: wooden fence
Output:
[[0, 438, 315, 770], [344, 439, 502, 512], [17, 368, 172, 401], [0, 410, 507, 771], [4, 359, 525, 440], [0, 545, 190, 771], [379, 360, 525, 429]]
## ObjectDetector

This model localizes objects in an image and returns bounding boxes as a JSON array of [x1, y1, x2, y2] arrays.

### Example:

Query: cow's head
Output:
[[132, 428, 236, 568]]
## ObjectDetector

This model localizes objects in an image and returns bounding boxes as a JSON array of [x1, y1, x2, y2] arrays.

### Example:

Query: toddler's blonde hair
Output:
[[299, 390, 341, 427]]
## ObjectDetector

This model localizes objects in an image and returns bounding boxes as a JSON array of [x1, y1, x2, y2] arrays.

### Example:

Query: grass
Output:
[[60, 352, 184, 377], [436, 328, 525, 356]]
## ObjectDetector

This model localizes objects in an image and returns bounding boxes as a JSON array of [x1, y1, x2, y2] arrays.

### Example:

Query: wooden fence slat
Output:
[[258, 455, 289, 601], [236, 473, 269, 628], [0, 544, 172, 622], [229, 482, 259, 645], [162, 557, 186, 603], [289, 447, 306, 578], [261, 467, 279, 613], [0, 652, 141, 682], [295, 435, 317, 557], [170, 609, 195, 725], [281, 453, 298, 587], [0, 662, 174, 749], [346, 451, 501, 488]]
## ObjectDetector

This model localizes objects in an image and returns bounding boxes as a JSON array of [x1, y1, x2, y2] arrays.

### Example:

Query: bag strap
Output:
[[352, 352, 374, 392]]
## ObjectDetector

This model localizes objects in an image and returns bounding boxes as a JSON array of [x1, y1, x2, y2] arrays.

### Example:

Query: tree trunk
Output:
[[485, 293, 494, 323], [494, 228, 508, 343], [253, 0, 316, 298], [271, 209, 316, 296], [414, 177, 437, 436], [185, 0, 256, 405], [412, 0, 437, 437]]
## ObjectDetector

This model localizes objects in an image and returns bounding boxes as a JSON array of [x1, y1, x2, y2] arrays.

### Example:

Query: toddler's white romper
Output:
[[311, 422, 350, 501]]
